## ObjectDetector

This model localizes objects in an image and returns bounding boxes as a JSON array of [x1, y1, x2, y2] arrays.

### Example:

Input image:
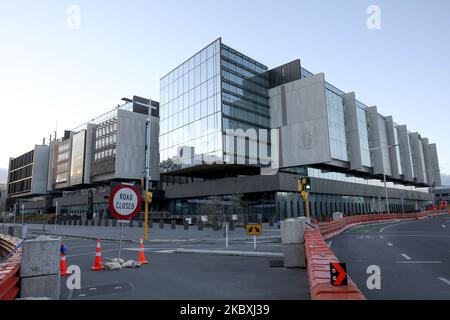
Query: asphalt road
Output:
[[57, 236, 308, 300], [331, 215, 450, 299]]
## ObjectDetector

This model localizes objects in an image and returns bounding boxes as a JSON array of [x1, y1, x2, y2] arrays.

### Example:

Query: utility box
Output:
[[20, 235, 61, 300], [332, 212, 344, 221]]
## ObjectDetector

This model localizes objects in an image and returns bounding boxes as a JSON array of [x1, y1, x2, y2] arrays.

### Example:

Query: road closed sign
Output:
[[109, 184, 142, 220]]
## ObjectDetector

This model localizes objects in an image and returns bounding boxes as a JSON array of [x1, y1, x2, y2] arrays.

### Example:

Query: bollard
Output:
[[84, 219, 88, 226], [198, 219, 203, 231], [104, 219, 109, 227], [159, 219, 164, 229], [184, 219, 189, 230], [149, 219, 153, 228], [281, 217, 308, 268], [91, 219, 95, 226], [129, 220, 134, 228], [171, 220, 176, 230], [20, 235, 61, 299], [97, 219, 102, 227], [112, 219, 117, 227], [138, 220, 143, 228], [269, 217, 274, 227], [229, 219, 235, 231]]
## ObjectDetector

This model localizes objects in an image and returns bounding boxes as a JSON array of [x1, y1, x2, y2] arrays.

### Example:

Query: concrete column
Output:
[[367, 106, 384, 175], [20, 236, 61, 299], [385, 116, 400, 178], [342, 92, 362, 170], [397, 125, 414, 182], [409, 132, 426, 184], [281, 217, 308, 268], [429, 144, 441, 186], [421, 138, 433, 185]]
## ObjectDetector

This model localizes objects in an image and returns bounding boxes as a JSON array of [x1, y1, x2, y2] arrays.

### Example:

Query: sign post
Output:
[[109, 184, 142, 261], [246, 223, 262, 250]]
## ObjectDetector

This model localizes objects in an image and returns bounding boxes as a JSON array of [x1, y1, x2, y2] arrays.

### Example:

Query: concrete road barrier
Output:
[[281, 218, 308, 268], [20, 235, 61, 300]]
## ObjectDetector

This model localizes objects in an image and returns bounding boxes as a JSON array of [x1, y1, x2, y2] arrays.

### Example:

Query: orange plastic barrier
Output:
[[0, 234, 22, 300], [305, 211, 431, 300], [305, 227, 365, 300]]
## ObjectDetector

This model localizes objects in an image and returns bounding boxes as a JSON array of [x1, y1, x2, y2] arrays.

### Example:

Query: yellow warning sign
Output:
[[246, 223, 262, 236]]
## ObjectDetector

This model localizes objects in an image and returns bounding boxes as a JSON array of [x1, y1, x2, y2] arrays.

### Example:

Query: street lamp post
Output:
[[121, 97, 156, 241], [21, 204, 24, 225], [369, 144, 399, 215]]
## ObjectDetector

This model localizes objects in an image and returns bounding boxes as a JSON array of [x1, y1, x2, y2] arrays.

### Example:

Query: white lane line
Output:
[[327, 241, 333, 248], [155, 250, 175, 254], [67, 248, 118, 258], [88, 287, 96, 291], [438, 277, 450, 286], [401, 253, 412, 260], [113, 286, 122, 290], [380, 220, 418, 233], [396, 261, 442, 264], [78, 294, 87, 297], [387, 242, 393, 247], [379, 235, 384, 239]]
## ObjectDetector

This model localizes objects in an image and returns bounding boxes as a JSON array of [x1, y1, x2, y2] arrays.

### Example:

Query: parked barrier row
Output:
[[304, 227, 365, 300], [317, 212, 429, 240], [305, 211, 447, 300], [0, 234, 22, 300]]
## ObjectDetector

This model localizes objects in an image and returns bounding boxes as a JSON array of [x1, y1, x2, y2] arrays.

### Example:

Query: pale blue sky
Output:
[[0, 0, 449, 181]]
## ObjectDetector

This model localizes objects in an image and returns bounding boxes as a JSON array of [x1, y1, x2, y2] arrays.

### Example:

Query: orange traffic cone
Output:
[[91, 239, 105, 271], [137, 238, 148, 264], [60, 252, 70, 276]]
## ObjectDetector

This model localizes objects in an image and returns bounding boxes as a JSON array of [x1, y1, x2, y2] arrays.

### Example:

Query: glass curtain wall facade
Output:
[[325, 83, 349, 161], [221, 44, 270, 164], [356, 101, 372, 167], [160, 39, 222, 168], [159, 39, 271, 170]]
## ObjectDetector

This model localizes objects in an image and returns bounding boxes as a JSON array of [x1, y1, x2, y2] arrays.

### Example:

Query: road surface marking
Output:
[[387, 242, 393, 247], [327, 241, 333, 248], [438, 278, 450, 286], [155, 250, 175, 254], [379, 235, 384, 239], [396, 261, 442, 264], [380, 220, 418, 233], [114, 286, 122, 290], [67, 248, 118, 257], [401, 254, 412, 260], [88, 287, 96, 291], [442, 225, 446, 228], [78, 294, 87, 297]]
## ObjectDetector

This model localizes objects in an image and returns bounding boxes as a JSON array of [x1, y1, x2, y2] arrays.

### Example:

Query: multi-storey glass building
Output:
[[159, 38, 441, 220]]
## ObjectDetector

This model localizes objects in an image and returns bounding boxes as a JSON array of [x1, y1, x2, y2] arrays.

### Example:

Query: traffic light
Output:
[[298, 177, 311, 192], [303, 177, 311, 191]]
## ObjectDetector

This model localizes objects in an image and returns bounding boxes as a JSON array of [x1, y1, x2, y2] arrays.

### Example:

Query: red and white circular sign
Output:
[[109, 184, 142, 220]]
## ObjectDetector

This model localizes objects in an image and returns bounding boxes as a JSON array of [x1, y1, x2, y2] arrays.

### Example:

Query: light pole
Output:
[[429, 169, 440, 209], [121, 97, 156, 241], [21, 204, 24, 225], [55, 200, 58, 232], [369, 144, 399, 214]]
